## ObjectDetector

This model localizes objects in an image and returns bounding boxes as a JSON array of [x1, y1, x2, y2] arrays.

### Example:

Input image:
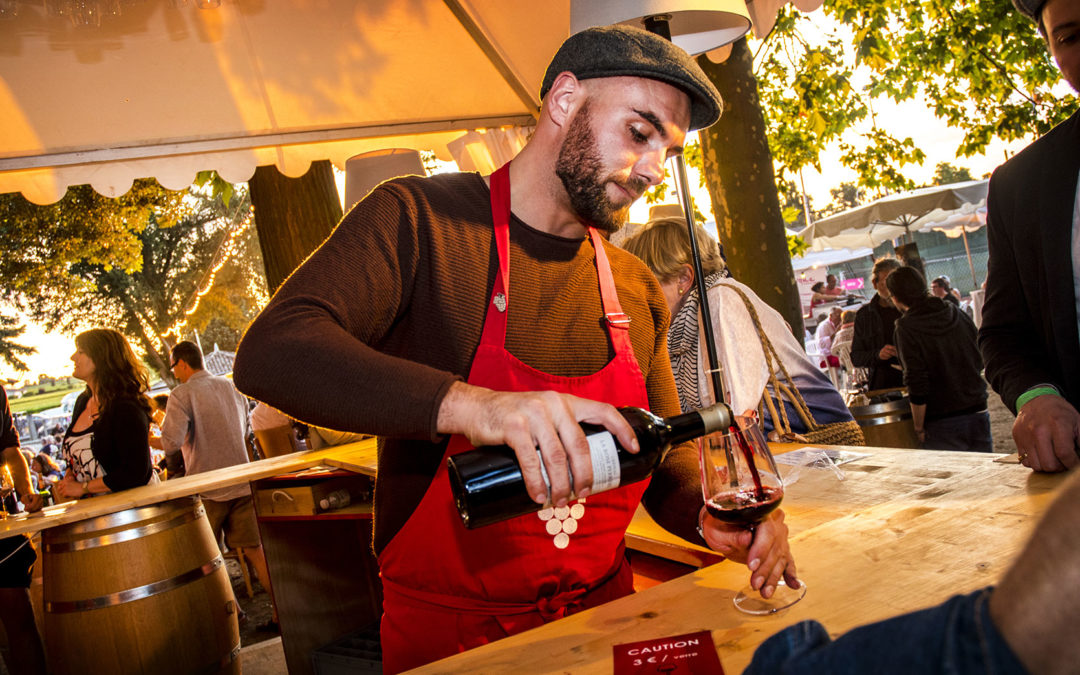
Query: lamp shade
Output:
[[344, 149, 426, 212], [571, 0, 752, 55]]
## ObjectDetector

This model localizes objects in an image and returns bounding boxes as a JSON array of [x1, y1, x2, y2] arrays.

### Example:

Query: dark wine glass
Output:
[[698, 419, 805, 614]]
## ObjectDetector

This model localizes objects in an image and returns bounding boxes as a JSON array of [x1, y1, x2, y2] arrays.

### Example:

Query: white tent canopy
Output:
[[798, 180, 989, 252], [0, 0, 822, 206], [0, 0, 564, 204]]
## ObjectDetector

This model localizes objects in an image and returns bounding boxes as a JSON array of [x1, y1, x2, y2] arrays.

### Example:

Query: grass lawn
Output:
[[10, 386, 82, 415]]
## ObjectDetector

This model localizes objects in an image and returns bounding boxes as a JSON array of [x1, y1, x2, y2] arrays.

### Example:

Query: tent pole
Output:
[[962, 227, 978, 288], [645, 16, 728, 406], [671, 154, 728, 405]]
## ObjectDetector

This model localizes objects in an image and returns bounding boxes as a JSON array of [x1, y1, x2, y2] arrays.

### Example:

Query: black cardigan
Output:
[[67, 391, 153, 492]]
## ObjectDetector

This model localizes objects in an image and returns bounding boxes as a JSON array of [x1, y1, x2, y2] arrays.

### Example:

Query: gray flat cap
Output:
[[1011, 0, 1047, 21], [540, 24, 723, 131]]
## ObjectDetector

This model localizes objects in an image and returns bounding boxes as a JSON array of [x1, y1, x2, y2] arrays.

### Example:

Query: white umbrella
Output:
[[798, 180, 989, 252], [917, 206, 988, 287]]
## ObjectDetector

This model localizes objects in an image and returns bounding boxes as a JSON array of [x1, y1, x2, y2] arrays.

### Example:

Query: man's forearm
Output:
[[2, 446, 34, 496], [910, 403, 926, 432]]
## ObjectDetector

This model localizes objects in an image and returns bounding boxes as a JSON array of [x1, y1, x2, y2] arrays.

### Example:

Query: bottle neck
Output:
[[664, 403, 732, 446]]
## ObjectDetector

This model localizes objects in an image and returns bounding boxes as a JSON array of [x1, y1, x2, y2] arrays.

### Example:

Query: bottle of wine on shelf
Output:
[[447, 402, 733, 529]]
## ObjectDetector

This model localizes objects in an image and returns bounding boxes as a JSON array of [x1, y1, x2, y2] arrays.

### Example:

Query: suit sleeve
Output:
[[978, 168, 1055, 412], [850, 307, 877, 369]]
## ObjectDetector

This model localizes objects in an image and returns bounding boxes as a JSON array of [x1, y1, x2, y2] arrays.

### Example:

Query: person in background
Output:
[[158, 340, 277, 632], [621, 218, 858, 442], [38, 434, 58, 458], [930, 275, 961, 306], [30, 452, 62, 484], [887, 267, 991, 452], [148, 393, 180, 477], [808, 281, 832, 314], [249, 401, 305, 457], [57, 329, 158, 499], [234, 25, 795, 672], [0, 385, 46, 675], [815, 306, 843, 363], [822, 273, 846, 297], [745, 465, 1080, 674], [831, 310, 857, 356], [980, 0, 1080, 473], [851, 258, 905, 392], [830, 309, 860, 388]]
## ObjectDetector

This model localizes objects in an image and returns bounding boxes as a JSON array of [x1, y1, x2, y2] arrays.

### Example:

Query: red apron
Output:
[[378, 163, 652, 673]]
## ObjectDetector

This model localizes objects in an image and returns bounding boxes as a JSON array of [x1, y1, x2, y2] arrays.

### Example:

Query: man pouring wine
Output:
[[235, 24, 797, 673]]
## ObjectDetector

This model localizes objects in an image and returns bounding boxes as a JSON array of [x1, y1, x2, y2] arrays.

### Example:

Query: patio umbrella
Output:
[[916, 206, 987, 287], [798, 179, 989, 253]]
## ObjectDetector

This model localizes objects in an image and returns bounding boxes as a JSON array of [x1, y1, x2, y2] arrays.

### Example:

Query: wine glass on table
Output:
[[699, 418, 805, 614], [0, 464, 15, 519]]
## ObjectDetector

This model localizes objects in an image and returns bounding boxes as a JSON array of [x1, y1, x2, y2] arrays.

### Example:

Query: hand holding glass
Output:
[[698, 420, 805, 614]]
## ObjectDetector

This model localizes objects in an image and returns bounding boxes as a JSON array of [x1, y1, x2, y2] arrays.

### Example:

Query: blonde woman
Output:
[[621, 217, 856, 440]]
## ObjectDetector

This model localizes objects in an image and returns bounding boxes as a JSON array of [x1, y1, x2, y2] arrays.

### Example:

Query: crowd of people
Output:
[[1, 0, 1077, 672]]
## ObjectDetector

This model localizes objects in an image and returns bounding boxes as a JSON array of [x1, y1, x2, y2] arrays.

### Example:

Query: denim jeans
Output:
[[744, 588, 1026, 675], [924, 411, 993, 453]]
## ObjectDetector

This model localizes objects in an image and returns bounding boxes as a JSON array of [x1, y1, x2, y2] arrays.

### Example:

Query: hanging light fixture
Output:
[[571, 0, 751, 55]]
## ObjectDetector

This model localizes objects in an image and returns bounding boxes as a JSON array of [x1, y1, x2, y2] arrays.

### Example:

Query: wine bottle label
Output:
[[533, 431, 621, 496], [586, 431, 621, 493]]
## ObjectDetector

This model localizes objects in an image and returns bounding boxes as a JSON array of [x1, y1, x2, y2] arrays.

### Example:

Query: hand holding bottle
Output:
[[437, 382, 640, 508]]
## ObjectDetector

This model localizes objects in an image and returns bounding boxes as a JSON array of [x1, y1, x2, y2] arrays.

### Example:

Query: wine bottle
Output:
[[447, 402, 733, 529], [319, 489, 351, 512]]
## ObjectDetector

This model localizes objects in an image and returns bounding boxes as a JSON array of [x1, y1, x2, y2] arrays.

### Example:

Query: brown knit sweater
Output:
[[234, 173, 705, 554]]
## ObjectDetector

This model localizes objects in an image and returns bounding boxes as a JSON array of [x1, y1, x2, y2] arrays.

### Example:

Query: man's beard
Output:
[[554, 101, 646, 234]]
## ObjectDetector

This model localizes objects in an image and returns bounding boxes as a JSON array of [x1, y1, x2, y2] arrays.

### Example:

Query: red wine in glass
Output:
[[705, 485, 783, 526], [698, 420, 805, 614]]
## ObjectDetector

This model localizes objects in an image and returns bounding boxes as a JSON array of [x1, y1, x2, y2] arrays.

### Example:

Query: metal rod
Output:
[[961, 227, 978, 288], [644, 14, 728, 408], [672, 153, 728, 405]]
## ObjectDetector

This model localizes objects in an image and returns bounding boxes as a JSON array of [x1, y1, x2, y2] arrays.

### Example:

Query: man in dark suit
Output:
[[979, 0, 1080, 473]]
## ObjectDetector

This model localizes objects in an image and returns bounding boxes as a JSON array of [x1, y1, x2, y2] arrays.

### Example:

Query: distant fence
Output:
[[824, 229, 988, 298]]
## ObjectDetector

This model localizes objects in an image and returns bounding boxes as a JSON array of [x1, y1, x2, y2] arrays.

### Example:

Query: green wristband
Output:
[[1016, 386, 1060, 411]]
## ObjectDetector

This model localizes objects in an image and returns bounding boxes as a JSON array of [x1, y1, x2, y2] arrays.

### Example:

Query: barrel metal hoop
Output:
[[195, 642, 242, 675], [45, 555, 224, 613], [851, 400, 910, 415], [46, 496, 202, 538], [45, 503, 206, 553], [856, 413, 913, 427]]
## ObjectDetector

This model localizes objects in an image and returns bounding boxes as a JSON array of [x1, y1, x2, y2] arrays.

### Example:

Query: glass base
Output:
[[733, 578, 806, 615]]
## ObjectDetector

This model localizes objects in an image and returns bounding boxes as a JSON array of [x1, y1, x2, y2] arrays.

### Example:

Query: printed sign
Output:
[[613, 630, 725, 674]]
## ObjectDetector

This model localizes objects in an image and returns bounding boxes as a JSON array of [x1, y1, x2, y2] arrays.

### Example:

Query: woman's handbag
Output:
[[727, 285, 865, 446]]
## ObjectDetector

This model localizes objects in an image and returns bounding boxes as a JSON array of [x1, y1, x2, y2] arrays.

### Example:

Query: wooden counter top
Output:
[[0, 437, 378, 540], [408, 447, 1065, 674]]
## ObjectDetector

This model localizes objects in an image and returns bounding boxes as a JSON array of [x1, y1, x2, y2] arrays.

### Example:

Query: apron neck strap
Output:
[[483, 162, 632, 354]]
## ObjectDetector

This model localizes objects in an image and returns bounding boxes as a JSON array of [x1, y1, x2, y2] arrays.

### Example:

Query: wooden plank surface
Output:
[[408, 448, 1066, 674], [0, 437, 378, 539]]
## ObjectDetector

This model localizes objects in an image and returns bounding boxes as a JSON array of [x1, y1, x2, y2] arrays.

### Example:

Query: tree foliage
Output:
[[0, 314, 36, 373], [757, 0, 1076, 203], [0, 178, 267, 383]]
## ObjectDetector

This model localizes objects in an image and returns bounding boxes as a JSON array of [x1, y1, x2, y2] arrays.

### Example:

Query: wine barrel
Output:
[[849, 389, 921, 449], [43, 497, 240, 675]]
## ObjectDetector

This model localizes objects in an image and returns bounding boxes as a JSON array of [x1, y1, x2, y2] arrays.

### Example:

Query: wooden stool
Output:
[[223, 546, 254, 599]]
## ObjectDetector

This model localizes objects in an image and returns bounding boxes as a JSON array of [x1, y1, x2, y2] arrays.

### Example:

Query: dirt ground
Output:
[[987, 387, 1018, 455], [228, 558, 278, 648]]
